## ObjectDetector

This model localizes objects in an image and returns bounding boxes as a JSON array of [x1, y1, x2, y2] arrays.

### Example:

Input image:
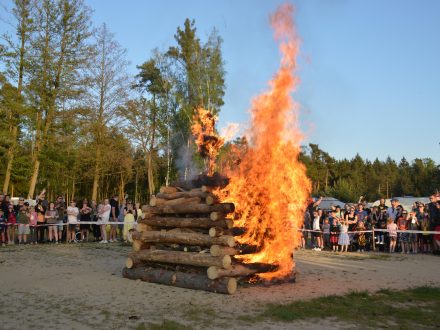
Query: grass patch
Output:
[[260, 286, 440, 328]]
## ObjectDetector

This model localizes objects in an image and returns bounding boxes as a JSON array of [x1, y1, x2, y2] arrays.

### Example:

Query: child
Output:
[[123, 201, 135, 242], [330, 216, 340, 252], [409, 211, 419, 254], [0, 210, 6, 246], [45, 202, 59, 243], [338, 219, 350, 252], [66, 200, 79, 243], [356, 221, 366, 252], [29, 206, 38, 244], [387, 218, 398, 253], [7, 206, 16, 244], [17, 206, 30, 244], [312, 210, 322, 251], [322, 218, 331, 250], [397, 211, 409, 253]]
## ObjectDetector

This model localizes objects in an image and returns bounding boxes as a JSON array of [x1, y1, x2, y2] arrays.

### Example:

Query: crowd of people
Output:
[[0, 191, 142, 245], [302, 194, 440, 254]]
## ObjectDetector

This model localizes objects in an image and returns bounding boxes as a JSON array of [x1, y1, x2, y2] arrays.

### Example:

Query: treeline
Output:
[[1, 1, 438, 204], [300, 143, 440, 202], [0, 0, 225, 202]]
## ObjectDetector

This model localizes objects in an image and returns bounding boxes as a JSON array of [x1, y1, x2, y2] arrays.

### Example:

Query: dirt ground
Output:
[[0, 244, 439, 329]]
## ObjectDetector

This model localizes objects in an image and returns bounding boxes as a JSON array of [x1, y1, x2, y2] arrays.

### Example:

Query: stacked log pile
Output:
[[122, 185, 276, 294]]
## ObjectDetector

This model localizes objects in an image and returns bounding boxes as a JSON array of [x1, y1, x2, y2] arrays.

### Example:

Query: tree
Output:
[[26, 0, 93, 198], [166, 19, 226, 179], [82, 23, 130, 201], [1, 0, 34, 194]]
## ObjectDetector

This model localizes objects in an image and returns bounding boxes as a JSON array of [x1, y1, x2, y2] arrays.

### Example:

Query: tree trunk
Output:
[[122, 267, 237, 294], [139, 216, 233, 229], [2, 125, 18, 194], [28, 158, 40, 199], [156, 191, 213, 200], [131, 230, 235, 247], [91, 145, 101, 201], [126, 250, 231, 269]]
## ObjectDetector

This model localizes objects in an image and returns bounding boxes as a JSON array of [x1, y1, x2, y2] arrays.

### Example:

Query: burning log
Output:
[[146, 203, 235, 215], [132, 230, 235, 247], [149, 196, 201, 207], [122, 267, 237, 295], [139, 216, 233, 229], [126, 250, 232, 269]]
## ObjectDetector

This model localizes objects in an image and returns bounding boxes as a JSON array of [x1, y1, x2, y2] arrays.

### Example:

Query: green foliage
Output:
[[301, 143, 440, 202]]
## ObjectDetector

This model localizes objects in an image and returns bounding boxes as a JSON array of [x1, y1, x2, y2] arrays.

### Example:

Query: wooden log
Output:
[[132, 239, 150, 252], [132, 230, 235, 247], [156, 191, 211, 200], [126, 250, 231, 269], [207, 263, 277, 280], [201, 185, 215, 193], [122, 267, 237, 295], [209, 227, 246, 237], [136, 223, 153, 233], [205, 195, 217, 205], [210, 212, 223, 221], [150, 196, 202, 207], [139, 216, 233, 229], [159, 186, 179, 194], [146, 203, 234, 215], [210, 244, 260, 256], [210, 245, 240, 256]]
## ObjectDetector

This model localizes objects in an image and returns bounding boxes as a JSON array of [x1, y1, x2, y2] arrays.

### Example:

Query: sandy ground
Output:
[[0, 244, 439, 329]]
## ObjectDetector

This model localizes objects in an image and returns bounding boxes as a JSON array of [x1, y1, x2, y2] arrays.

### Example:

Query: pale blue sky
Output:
[[3, 0, 440, 162]]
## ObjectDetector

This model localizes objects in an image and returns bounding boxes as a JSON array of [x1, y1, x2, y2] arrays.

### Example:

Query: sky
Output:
[[2, 0, 440, 162]]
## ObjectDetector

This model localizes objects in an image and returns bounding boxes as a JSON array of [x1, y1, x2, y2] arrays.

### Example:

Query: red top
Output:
[[7, 213, 16, 224]]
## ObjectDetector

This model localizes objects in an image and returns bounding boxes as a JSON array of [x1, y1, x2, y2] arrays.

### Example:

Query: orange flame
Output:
[[219, 4, 311, 280], [191, 107, 224, 176]]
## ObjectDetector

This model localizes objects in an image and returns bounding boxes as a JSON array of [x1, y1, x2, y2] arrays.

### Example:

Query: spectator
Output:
[[387, 218, 398, 253], [7, 204, 16, 244], [98, 199, 111, 244], [312, 210, 322, 251], [0, 209, 6, 246], [433, 201, 440, 252], [79, 201, 92, 241], [123, 201, 136, 242], [66, 201, 79, 243], [91, 200, 101, 241], [330, 213, 340, 252], [45, 202, 59, 243], [355, 203, 368, 223], [345, 207, 358, 248], [36, 200, 46, 243], [118, 198, 126, 240], [17, 205, 30, 244], [420, 211, 431, 253], [55, 196, 66, 242], [109, 195, 119, 242], [378, 198, 388, 212], [322, 218, 331, 250], [387, 198, 400, 222], [338, 217, 350, 252], [397, 210, 409, 254], [409, 211, 419, 254], [29, 206, 38, 244], [356, 221, 366, 252]]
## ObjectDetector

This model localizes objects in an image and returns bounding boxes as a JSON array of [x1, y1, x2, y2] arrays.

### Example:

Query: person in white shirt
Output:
[[66, 200, 79, 243], [312, 210, 322, 251], [98, 199, 111, 243]]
